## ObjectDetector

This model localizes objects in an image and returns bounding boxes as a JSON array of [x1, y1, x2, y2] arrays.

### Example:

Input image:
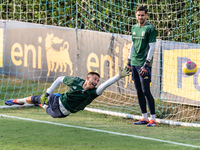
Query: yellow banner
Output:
[[163, 49, 200, 101]]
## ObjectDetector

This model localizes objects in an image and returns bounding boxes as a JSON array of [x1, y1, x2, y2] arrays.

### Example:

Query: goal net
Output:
[[0, 0, 200, 126]]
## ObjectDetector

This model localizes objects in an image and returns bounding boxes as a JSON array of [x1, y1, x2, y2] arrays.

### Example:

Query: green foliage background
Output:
[[0, 0, 199, 43]]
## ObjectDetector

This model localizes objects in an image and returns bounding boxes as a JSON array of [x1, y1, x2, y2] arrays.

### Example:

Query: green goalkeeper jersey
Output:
[[60, 76, 98, 113], [131, 21, 156, 66]]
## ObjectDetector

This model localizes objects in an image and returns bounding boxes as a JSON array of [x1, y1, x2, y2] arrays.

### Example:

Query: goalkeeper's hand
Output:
[[40, 92, 49, 105], [127, 59, 132, 71], [119, 66, 131, 78], [139, 60, 150, 78]]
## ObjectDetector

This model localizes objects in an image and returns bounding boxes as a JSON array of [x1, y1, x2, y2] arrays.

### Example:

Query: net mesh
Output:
[[1, 0, 199, 43]]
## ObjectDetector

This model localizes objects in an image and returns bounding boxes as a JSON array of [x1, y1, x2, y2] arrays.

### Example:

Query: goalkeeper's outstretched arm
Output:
[[46, 76, 65, 94], [74, 66, 131, 111], [96, 75, 120, 95], [96, 66, 131, 95]]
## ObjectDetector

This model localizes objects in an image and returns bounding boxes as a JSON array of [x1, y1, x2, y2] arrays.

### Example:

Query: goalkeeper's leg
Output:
[[5, 95, 46, 108], [139, 72, 157, 127], [45, 94, 70, 118], [141, 80, 155, 115], [5, 96, 33, 106], [130, 66, 149, 125]]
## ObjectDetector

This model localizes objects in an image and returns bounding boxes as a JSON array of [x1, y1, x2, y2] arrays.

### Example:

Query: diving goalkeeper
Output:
[[5, 66, 130, 118]]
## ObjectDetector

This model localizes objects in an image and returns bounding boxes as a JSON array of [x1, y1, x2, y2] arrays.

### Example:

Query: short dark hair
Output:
[[136, 6, 148, 14], [88, 71, 100, 78]]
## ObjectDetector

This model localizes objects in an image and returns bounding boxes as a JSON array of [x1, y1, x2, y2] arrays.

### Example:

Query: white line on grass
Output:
[[1, 114, 200, 148]]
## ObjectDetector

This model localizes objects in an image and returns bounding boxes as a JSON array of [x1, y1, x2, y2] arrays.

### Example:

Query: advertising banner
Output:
[[4, 21, 76, 81], [1, 20, 161, 100], [161, 41, 200, 105]]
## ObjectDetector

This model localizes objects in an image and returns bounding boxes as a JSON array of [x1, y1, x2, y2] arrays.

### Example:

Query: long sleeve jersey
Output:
[[46, 75, 120, 113]]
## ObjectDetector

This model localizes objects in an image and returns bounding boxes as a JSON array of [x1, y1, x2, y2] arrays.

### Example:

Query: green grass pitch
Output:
[[0, 107, 200, 150]]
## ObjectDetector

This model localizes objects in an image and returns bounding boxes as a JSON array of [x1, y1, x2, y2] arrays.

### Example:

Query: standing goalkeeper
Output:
[[5, 67, 130, 118], [127, 6, 157, 126]]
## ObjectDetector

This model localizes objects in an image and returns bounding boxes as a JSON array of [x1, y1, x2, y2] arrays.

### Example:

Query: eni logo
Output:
[[11, 33, 73, 76], [45, 33, 73, 76], [87, 42, 133, 88]]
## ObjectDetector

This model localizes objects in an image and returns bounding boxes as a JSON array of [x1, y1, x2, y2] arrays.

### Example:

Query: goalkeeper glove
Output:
[[139, 60, 150, 78], [127, 59, 132, 71], [119, 66, 131, 78], [40, 92, 49, 105]]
